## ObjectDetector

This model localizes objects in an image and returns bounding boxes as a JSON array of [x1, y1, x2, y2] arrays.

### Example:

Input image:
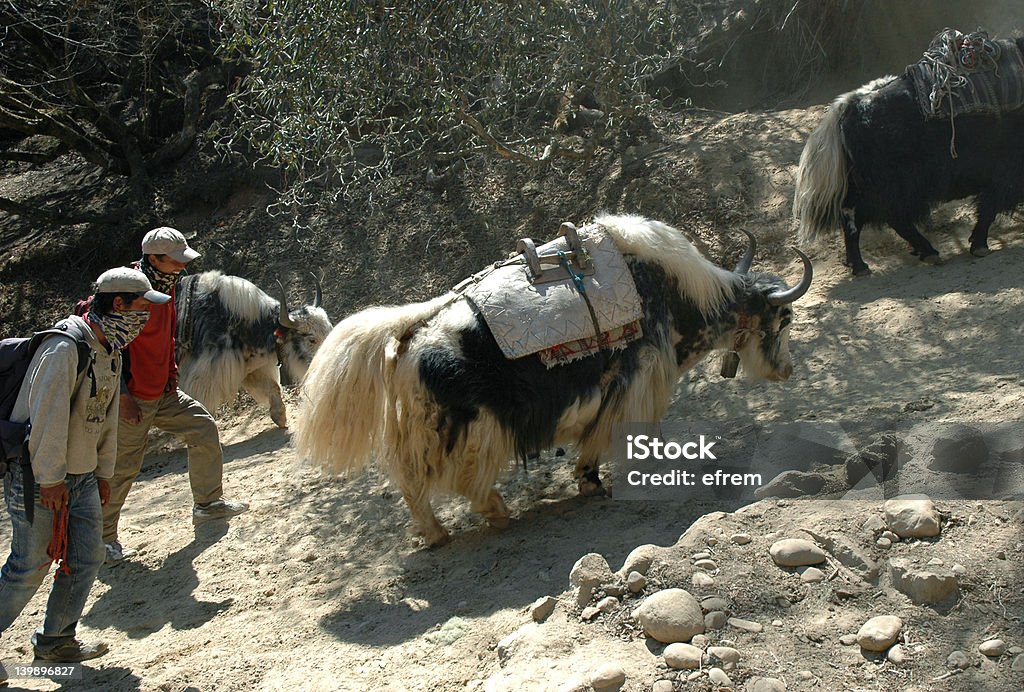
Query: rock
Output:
[[707, 537, 719, 547], [748, 678, 787, 692], [862, 515, 887, 534], [707, 667, 733, 687], [880, 531, 899, 543], [652, 681, 674, 692], [694, 559, 718, 572], [927, 557, 944, 566], [595, 596, 618, 613], [887, 644, 907, 664], [929, 424, 989, 472], [1010, 646, 1023, 656], [769, 539, 827, 567], [889, 558, 958, 604], [664, 642, 704, 669], [635, 588, 705, 643], [589, 663, 626, 690], [946, 650, 971, 670], [692, 552, 712, 561], [530, 596, 557, 622], [839, 634, 858, 646], [1012, 653, 1024, 671], [728, 617, 763, 633], [771, 619, 783, 627], [731, 532, 752, 545], [816, 532, 880, 582], [799, 567, 825, 583], [705, 611, 728, 630], [691, 634, 711, 648], [626, 571, 646, 594], [570, 553, 615, 607], [979, 639, 1006, 657], [795, 670, 815, 681], [876, 538, 892, 549], [701, 597, 731, 613], [581, 606, 601, 621], [857, 616, 902, 652], [707, 646, 741, 670], [884, 495, 941, 538], [692, 572, 715, 587], [617, 544, 660, 577], [755, 470, 827, 499]]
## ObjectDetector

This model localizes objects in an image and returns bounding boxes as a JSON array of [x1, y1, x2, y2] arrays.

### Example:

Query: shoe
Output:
[[33, 638, 109, 662], [192, 498, 249, 525], [104, 541, 137, 564]]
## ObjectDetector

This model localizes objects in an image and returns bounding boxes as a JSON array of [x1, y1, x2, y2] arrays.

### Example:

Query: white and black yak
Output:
[[176, 272, 333, 428], [293, 215, 811, 546], [793, 36, 1024, 276]]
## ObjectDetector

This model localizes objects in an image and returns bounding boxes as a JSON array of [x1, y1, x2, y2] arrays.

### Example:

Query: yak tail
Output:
[[291, 294, 454, 476], [793, 93, 854, 243]]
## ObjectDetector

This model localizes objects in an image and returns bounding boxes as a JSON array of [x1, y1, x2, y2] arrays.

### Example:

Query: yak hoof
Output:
[[578, 478, 606, 497], [971, 245, 992, 257], [852, 265, 872, 277], [920, 253, 942, 265], [424, 530, 452, 548], [486, 514, 510, 530]]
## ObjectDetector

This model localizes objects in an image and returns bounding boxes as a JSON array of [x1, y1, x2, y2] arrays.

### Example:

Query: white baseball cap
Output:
[[141, 227, 200, 263], [94, 267, 172, 304]]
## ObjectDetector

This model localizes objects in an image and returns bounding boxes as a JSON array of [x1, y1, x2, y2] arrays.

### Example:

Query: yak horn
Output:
[[276, 279, 299, 328], [309, 272, 323, 308], [766, 249, 813, 306], [733, 229, 756, 274]]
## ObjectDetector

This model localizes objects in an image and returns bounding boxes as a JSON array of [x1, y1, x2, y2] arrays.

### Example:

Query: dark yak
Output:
[[293, 215, 812, 546], [793, 36, 1024, 276], [176, 271, 332, 428]]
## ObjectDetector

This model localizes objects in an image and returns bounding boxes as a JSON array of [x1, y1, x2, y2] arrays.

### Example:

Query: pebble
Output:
[[570, 553, 615, 607], [951, 564, 967, 578], [876, 537, 892, 549], [707, 537, 719, 547], [1009, 646, 1023, 656], [946, 650, 970, 670], [692, 572, 715, 587], [769, 538, 827, 567], [799, 567, 825, 583], [694, 559, 718, 572], [1012, 653, 1024, 671], [663, 642, 704, 669], [595, 596, 618, 613], [880, 531, 899, 542], [887, 644, 907, 664], [651, 681, 674, 692], [626, 571, 646, 594], [588, 663, 626, 690], [772, 619, 783, 627], [701, 597, 730, 613], [748, 678, 787, 692], [727, 617, 763, 633], [634, 588, 705, 643], [862, 515, 886, 533], [979, 639, 1006, 657], [731, 532, 752, 545], [692, 552, 712, 561], [707, 667, 733, 687], [691, 634, 711, 648], [705, 611, 728, 630], [857, 615, 902, 651], [581, 606, 601, 621], [796, 670, 815, 681], [839, 634, 858, 646], [617, 544, 659, 576], [884, 495, 941, 538], [530, 596, 557, 622], [926, 557, 944, 566], [708, 646, 741, 670]]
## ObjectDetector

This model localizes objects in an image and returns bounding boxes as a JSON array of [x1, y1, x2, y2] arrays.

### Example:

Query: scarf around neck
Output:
[[141, 257, 179, 295], [89, 309, 150, 350]]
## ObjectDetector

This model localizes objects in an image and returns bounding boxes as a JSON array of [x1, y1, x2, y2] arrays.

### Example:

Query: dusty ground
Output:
[[2, 102, 1024, 692]]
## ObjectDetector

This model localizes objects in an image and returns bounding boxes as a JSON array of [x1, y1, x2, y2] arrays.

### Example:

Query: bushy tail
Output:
[[291, 294, 453, 475], [793, 93, 854, 243]]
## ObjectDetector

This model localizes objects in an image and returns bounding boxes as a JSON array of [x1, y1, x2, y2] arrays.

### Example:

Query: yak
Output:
[[793, 36, 1024, 276], [292, 215, 812, 546], [176, 271, 332, 428]]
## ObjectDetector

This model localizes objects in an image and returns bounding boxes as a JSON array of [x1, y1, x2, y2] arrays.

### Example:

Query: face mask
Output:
[[89, 309, 150, 350]]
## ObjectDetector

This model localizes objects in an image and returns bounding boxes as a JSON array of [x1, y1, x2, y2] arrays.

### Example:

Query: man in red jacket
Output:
[[102, 228, 248, 563]]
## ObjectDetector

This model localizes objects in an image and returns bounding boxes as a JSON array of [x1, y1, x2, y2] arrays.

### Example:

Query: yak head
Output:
[[275, 276, 333, 383], [721, 231, 812, 382]]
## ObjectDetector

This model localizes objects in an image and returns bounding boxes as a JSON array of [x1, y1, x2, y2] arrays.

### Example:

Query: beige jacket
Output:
[[10, 316, 120, 485]]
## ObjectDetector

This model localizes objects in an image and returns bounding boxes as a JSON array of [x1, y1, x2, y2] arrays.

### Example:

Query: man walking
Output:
[[0, 268, 169, 662], [103, 227, 248, 564]]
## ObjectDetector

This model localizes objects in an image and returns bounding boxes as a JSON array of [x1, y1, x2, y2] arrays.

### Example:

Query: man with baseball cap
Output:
[[102, 228, 248, 565], [1, 268, 169, 662]]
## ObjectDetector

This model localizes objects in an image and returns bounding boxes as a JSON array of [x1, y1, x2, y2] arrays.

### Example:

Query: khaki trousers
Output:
[[102, 389, 224, 543]]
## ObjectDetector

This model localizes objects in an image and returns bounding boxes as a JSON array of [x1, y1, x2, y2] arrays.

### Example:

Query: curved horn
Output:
[[766, 249, 814, 306], [309, 272, 323, 308], [276, 279, 299, 328], [733, 229, 756, 274]]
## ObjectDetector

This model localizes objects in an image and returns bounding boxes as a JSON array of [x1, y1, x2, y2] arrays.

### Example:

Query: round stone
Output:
[[857, 616, 902, 652], [769, 538, 827, 567], [635, 588, 705, 643]]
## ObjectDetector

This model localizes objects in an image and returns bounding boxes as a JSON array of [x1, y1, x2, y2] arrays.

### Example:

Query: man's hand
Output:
[[98, 479, 110, 506], [40, 482, 68, 511], [120, 392, 143, 424]]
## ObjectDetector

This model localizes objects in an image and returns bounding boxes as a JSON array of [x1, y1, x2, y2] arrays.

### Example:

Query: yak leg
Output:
[[891, 220, 940, 264], [397, 478, 450, 547], [574, 455, 606, 497], [842, 209, 872, 276], [969, 195, 998, 257], [242, 364, 287, 428], [470, 490, 510, 529]]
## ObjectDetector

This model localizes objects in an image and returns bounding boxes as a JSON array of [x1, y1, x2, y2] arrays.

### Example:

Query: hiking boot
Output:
[[104, 541, 137, 564], [192, 498, 249, 525], [33, 638, 109, 662]]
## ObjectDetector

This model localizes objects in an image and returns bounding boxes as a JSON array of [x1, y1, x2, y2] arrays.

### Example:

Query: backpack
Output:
[[0, 324, 95, 521]]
